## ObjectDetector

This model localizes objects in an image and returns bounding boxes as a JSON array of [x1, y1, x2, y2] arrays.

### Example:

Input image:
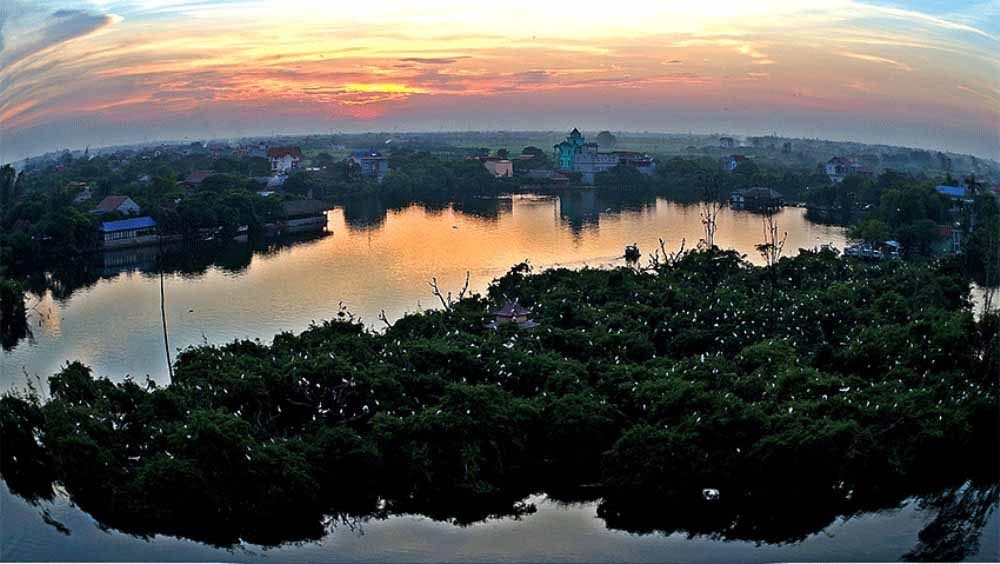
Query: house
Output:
[[268, 146, 304, 174], [825, 157, 851, 183], [206, 142, 230, 159], [349, 149, 390, 182], [612, 151, 656, 174], [488, 299, 538, 329], [825, 157, 873, 183], [100, 216, 158, 249], [935, 224, 963, 254], [721, 154, 748, 172], [68, 181, 92, 203], [482, 158, 513, 178], [553, 128, 655, 184], [730, 187, 784, 211], [236, 143, 268, 159], [935, 185, 973, 203], [93, 195, 141, 215], [720, 136, 736, 148], [184, 170, 215, 188]]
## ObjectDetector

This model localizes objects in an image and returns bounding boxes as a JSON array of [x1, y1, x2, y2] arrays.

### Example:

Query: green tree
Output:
[[596, 131, 617, 148], [0, 164, 17, 210], [849, 219, 890, 246]]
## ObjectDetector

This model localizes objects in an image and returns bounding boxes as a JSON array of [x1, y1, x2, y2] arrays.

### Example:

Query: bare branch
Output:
[[336, 301, 357, 322], [378, 309, 394, 329], [756, 212, 787, 268], [429, 278, 451, 311], [429, 273, 471, 311], [646, 238, 689, 272], [456, 271, 471, 301], [669, 238, 688, 266], [699, 181, 722, 248]]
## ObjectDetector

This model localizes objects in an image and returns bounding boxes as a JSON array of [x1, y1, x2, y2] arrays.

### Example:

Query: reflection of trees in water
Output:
[[903, 482, 998, 562], [341, 197, 388, 233], [559, 190, 600, 236], [598, 485, 888, 545], [1, 278, 32, 351], [452, 197, 513, 222], [0, 317, 31, 351], [17, 232, 332, 309], [341, 192, 660, 239], [341, 196, 462, 234], [7, 473, 996, 553], [805, 206, 854, 227], [597, 481, 1000, 555], [558, 191, 660, 237]]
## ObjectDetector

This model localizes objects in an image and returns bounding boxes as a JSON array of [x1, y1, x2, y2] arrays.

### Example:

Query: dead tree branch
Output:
[[699, 178, 722, 248], [378, 309, 394, 329], [336, 301, 357, 323], [756, 212, 787, 268], [429, 271, 471, 311], [646, 238, 688, 271]]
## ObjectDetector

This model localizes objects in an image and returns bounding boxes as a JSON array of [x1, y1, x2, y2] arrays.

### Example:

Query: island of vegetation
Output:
[[2, 246, 996, 557]]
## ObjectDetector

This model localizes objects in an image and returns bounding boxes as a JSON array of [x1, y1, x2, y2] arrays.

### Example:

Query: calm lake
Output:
[[4, 193, 998, 562], [3, 481, 997, 563], [4, 193, 849, 390]]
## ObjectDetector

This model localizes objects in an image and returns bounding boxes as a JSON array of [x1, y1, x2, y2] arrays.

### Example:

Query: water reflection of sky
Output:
[[2, 483, 996, 563], [2, 195, 997, 562], [2, 197, 848, 390]]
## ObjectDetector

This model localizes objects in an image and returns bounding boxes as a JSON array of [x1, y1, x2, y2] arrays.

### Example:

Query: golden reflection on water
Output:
[[3, 196, 847, 387], [27, 291, 61, 338]]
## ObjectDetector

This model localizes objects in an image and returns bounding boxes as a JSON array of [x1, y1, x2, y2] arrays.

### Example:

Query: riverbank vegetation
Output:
[[0, 163, 285, 274], [595, 156, 829, 204], [591, 156, 999, 284], [2, 247, 996, 547]]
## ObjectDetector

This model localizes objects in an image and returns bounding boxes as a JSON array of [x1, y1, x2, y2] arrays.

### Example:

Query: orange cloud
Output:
[[2, 1, 998, 160]]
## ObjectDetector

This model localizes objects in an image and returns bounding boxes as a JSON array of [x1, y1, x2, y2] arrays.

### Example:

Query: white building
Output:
[[553, 129, 655, 184], [825, 157, 873, 184], [268, 146, 304, 174], [482, 159, 513, 178]]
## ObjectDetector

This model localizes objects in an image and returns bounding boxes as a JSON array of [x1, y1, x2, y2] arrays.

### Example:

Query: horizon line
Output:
[[9, 128, 999, 166]]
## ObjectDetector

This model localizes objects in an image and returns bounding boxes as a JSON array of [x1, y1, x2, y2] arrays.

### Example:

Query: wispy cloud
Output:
[[956, 84, 1000, 107], [1, 0, 998, 160], [398, 56, 466, 65], [0, 8, 121, 70], [851, 2, 997, 41], [837, 51, 913, 71]]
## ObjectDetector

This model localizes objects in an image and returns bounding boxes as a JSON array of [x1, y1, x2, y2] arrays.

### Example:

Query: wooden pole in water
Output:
[[158, 237, 173, 382]]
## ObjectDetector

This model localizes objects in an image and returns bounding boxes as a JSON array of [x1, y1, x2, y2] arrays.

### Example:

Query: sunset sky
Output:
[[1, 0, 997, 161]]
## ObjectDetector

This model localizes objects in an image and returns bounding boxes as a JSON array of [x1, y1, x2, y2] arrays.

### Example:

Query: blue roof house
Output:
[[935, 185, 969, 199], [100, 216, 159, 249]]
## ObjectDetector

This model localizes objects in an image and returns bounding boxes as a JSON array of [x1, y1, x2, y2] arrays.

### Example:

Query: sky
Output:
[[0, 0, 997, 162]]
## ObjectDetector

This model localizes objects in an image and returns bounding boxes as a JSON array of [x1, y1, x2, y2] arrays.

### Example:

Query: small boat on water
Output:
[[624, 244, 641, 262]]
